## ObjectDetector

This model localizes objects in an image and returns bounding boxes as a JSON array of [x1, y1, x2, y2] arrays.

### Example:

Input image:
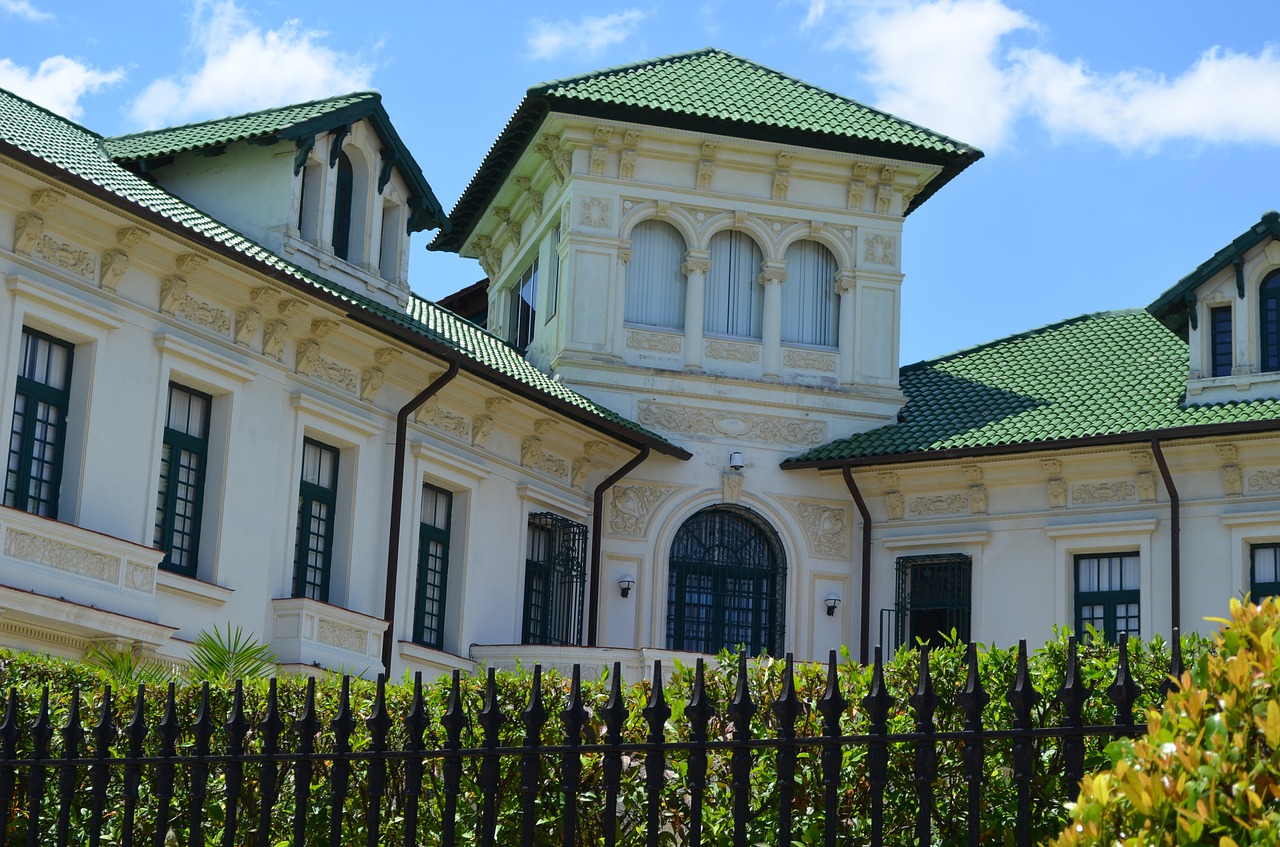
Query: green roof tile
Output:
[[785, 310, 1280, 466], [0, 86, 681, 456]]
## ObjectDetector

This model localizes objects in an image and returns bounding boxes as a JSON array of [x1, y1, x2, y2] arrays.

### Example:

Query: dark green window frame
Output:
[[1251, 544, 1280, 601], [1210, 305, 1233, 377], [293, 438, 340, 602], [154, 383, 211, 577], [5, 328, 73, 518], [1074, 552, 1140, 644], [509, 258, 538, 352], [521, 512, 587, 646], [893, 553, 972, 650], [1262, 270, 1280, 373], [413, 483, 453, 649]]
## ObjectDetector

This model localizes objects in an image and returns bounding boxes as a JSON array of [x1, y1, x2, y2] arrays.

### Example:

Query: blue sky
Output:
[[2, 0, 1277, 364]]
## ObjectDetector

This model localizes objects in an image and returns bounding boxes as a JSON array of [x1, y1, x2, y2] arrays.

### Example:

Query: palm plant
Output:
[[185, 623, 277, 682]]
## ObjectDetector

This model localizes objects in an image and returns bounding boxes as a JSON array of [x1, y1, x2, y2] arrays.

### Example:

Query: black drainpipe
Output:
[[842, 466, 873, 665], [587, 446, 651, 646], [381, 360, 460, 674], [1150, 438, 1180, 633]]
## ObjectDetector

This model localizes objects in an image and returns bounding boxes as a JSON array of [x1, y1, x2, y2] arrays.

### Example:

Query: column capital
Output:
[[682, 249, 711, 276], [834, 268, 858, 294], [758, 260, 788, 286]]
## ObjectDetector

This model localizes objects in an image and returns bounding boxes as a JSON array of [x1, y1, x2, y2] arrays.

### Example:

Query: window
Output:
[[1074, 552, 1140, 643], [293, 439, 340, 602], [666, 506, 786, 656], [1252, 544, 1280, 601], [782, 240, 838, 347], [705, 230, 763, 338], [893, 554, 971, 650], [625, 220, 686, 329], [378, 201, 403, 283], [509, 258, 539, 351], [154, 384, 211, 576], [5, 328, 73, 518], [521, 512, 587, 646], [298, 158, 323, 242], [1262, 270, 1280, 373], [414, 484, 452, 649], [1210, 306, 1232, 377], [545, 227, 561, 321], [332, 151, 355, 261]]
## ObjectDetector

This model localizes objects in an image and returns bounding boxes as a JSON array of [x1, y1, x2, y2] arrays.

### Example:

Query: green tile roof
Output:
[[785, 310, 1280, 467], [434, 48, 982, 253], [103, 91, 448, 233], [0, 86, 683, 457]]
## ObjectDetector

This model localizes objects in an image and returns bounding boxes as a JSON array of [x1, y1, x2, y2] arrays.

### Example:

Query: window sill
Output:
[[397, 640, 475, 675]]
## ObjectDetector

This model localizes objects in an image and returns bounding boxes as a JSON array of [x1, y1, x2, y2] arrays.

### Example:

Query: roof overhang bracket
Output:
[[292, 136, 314, 176], [378, 148, 395, 195], [138, 156, 174, 174], [1235, 256, 1246, 299], [327, 124, 350, 168], [1185, 293, 1198, 330]]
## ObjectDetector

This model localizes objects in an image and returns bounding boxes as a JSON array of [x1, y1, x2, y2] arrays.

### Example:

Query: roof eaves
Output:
[[1148, 210, 1280, 320]]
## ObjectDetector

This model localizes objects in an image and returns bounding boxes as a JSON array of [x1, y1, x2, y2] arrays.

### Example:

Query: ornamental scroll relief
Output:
[[626, 331, 681, 354], [863, 234, 896, 265], [416, 397, 468, 439], [781, 498, 850, 558], [32, 232, 97, 278], [315, 620, 368, 654], [637, 402, 827, 446], [909, 494, 969, 516], [1250, 470, 1280, 491], [782, 349, 836, 371], [295, 339, 357, 392], [705, 340, 760, 363], [1072, 482, 1136, 504], [608, 485, 676, 537], [4, 529, 119, 584], [520, 436, 569, 479]]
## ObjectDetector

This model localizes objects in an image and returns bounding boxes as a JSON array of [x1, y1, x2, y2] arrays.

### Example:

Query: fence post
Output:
[[816, 651, 847, 847], [685, 659, 712, 847], [728, 652, 757, 847], [1006, 640, 1041, 847], [956, 642, 989, 847], [643, 661, 671, 847], [1057, 637, 1088, 803], [520, 665, 548, 847], [477, 667, 505, 847], [773, 655, 801, 847], [87, 686, 113, 847], [440, 670, 466, 847], [366, 676, 392, 847], [402, 673, 429, 847], [909, 649, 937, 847], [601, 663, 625, 847], [256, 679, 284, 847], [862, 647, 892, 847], [560, 666, 588, 847]]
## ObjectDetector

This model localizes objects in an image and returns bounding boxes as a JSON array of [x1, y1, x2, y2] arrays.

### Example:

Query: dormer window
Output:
[[1210, 306, 1232, 377], [1263, 270, 1280, 372], [332, 151, 355, 261]]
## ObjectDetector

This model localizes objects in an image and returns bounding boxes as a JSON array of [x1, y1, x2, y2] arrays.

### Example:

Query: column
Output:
[[835, 269, 858, 386], [759, 261, 786, 379], [682, 250, 710, 370]]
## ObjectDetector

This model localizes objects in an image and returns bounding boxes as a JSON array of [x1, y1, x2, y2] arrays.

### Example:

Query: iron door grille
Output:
[[521, 512, 587, 646], [894, 553, 973, 649]]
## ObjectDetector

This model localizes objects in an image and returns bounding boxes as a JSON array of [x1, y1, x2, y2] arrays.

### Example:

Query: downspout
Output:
[[381, 360, 460, 674], [842, 466, 873, 665], [1150, 439, 1181, 633], [587, 446, 651, 647]]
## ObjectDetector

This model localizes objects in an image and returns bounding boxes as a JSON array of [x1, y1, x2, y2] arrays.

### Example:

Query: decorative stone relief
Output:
[[583, 440, 607, 458], [374, 347, 401, 366], [30, 188, 65, 211], [682, 256, 712, 276], [125, 561, 155, 593], [697, 159, 714, 191], [159, 274, 188, 314], [514, 176, 532, 191], [529, 191, 543, 219], [910, 494, 969, 516], [638, 402, 827, 446], [880, 166, 898, 183], [534, 418, 558, 435], [878, 471, 899, 489], [625, 331, 680, 353], [721, 471, 743, 504], [250, 286, 280, 306], [175, 253, 207, 274], [963, 465, 983, 484], [782, 498, 850, 557], [863, 234, 896, 265], [277, 298, 307, 319], [1137, 471, 1156, 502], [1042, 459, 1062, 475], [166, 281, 231, 335], [758, 265, 787, 287], [1223, 463, 1244, 497], [579, 197, 610, 228], [969, 484, 988, 515], [99, 249, 129, 291], [485, 396, 511, 414], [571, 457, 594, 488], [23, 219, 96, 277], [608, 485, 673, 536], [782, 349, 836, 371], [235, 307, 261, 346], [848, 180, 867, 210], [590, 144, 608, 177], [1072, 482, 1136, 504], [773, 169, 790, 201], [534, 133, 569, 184], [619, 149, 637, 180], [262, 320, 288, 360], [471, 414, 494, 448], [705, 340, 760, 363], [618, 248, 633, 265], [1047, 478, 1068, 509], [876, 184, 894, 215], [885, 491, 905, 521], [520, 436, 568, 478], [1250, 470, 1280, 491], [310, 318, 340, 338], [417, 397, 467, 438], [359, 366, 384, 403], [116, 226, 149, 248], [14, 212, 43, 255], [295, 339, 356, 391], [316, 620, 367, 653], [4, 529, 119, 583]]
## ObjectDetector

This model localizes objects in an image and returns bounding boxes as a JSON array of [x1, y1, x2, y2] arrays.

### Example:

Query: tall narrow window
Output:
[[1210, 306, 1233, 377], [293, 439, 340, 602], [893, 554, 971, 650], [154, 384, 211, 576], [414, 484, 452, 649], [378, 201, 402, 283], [298, 159, 323, 241], [332, 151, 354, 261], [545, 227, 561, 321], [625, 220, 686, 329], [1262, 271, 1280, 373], [1075, 552, 1140, 643], [782, 240, 838, 347], [521, 512, 587, 646], [5, 328, 73, 518], [1252, 544, 1280, 601], [509, 258, 538, 352], [705, 230, 763, 338]]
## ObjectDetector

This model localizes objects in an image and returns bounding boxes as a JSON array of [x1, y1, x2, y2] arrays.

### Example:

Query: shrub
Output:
[[1050, 597, 1280, 847]]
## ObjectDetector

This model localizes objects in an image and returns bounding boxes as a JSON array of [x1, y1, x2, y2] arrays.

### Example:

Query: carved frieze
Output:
[[173, 292, 231, 335], [782, 498, 850, 557], [910, 494, 969, 516], [99, 249, 129, 291], [416, 397, 468, 438], [32, 231, 96, 278], [4, 529, 119, 583], [863, 234, 896, 265], [520, 436, 568, 478], [235, 307, 261, 346], [782, 349, 836, 371], [637, 402, 826, 446], [295, 339, 356, 391], [627, 331, 681, 354], [608, 485, 674, 536], [579, 197, 611, 228], [705, 340, 760, 363], [1250, 470, 1280, 491], [316, 620, 367, 654], [1072, 482, 1136, 504]]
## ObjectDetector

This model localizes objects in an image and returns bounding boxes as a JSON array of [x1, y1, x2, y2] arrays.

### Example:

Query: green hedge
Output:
[[0, 630, 1198, 846]]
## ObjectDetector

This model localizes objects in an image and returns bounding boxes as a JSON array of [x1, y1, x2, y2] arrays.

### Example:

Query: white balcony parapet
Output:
[[271, 597, 388, 677]]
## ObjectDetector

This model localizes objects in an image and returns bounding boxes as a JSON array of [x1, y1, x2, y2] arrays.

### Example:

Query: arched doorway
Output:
[[666, 506, 786, 656]]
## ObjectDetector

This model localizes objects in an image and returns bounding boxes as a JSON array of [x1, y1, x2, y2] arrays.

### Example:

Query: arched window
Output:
[[331, 151, 354, 261], [625, 220, 686, 329], [781, 240, 838, 347], [705, 230, 763, 338], [666, 506, 786, 656], [1262, 270, 1280, 373]]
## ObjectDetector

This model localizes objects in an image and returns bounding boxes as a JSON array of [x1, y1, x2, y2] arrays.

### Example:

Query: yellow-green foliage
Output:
[[1050, 597, 1280, 847]]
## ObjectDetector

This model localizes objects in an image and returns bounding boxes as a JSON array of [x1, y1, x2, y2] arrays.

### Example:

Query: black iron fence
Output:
[[0, 632, 1183, 847]]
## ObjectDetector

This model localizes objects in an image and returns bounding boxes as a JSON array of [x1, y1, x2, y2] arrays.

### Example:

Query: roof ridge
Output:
[[0, 86, 104, 141], [106, 90, 381, 143], [528, 47, 719, 93], [901, 308, 1152, 373]]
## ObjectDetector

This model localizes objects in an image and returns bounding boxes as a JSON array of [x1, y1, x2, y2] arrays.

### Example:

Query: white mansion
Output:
[[0, 49, 1277, 678]]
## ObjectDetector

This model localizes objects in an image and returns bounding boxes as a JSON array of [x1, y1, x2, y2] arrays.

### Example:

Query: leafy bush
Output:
[[0, 629, 1197, 846], [1050, 598, 1280, 847]]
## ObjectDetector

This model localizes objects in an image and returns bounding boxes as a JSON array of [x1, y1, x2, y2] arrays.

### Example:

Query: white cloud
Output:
[[527, 9, 646, 61], [0, 56, 123, 119], [128, 0, 374, 129], [805, 0, 1280, 152], [0, 0, 52, 22]]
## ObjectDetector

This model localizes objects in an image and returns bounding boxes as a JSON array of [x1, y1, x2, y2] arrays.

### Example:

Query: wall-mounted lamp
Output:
[[729, 451, 745, 471], [618, 575, 636, 599], [824, 595, 841, 617]]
